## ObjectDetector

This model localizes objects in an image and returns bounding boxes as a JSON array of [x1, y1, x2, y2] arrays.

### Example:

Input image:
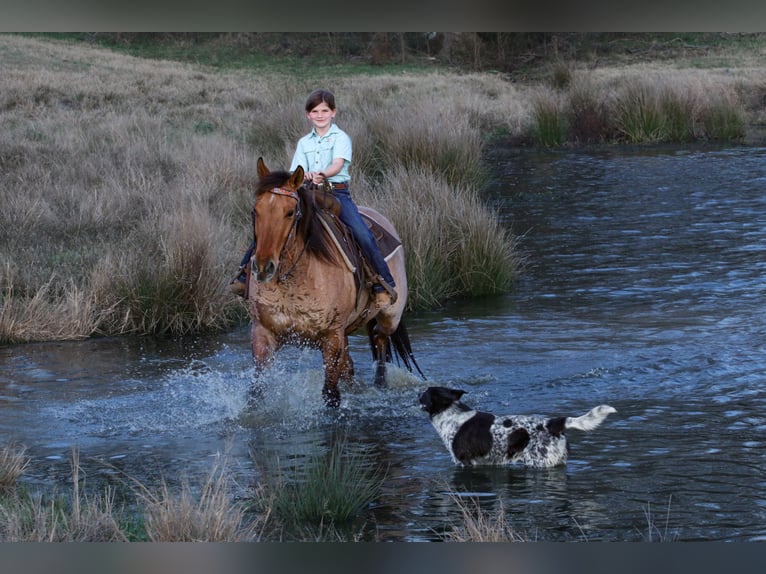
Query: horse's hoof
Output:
[[322, 387, 341, 408]]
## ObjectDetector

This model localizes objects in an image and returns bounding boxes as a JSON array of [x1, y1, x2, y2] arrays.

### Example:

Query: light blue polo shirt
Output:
[[289, 123, 352, 183]]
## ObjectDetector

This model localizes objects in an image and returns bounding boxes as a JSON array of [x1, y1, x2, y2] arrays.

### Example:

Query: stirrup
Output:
[[375, 279, 398, 306], [229, 278, 247, 298], [374, 290, 394, 309], [229, 267, 247, 298]]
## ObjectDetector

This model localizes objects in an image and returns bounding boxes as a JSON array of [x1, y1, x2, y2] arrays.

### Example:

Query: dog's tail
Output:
[[565, 405, 616, 431]]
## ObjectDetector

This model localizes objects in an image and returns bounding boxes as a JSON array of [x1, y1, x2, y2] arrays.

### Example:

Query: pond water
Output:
[[2, 144, 766, 541]]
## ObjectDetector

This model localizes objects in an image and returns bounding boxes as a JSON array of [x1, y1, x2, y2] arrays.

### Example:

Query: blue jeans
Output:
[[334, 189, 396, 291]]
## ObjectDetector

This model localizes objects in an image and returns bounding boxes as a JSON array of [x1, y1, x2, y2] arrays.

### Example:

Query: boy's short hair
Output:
[[305, 89, 336, 112]]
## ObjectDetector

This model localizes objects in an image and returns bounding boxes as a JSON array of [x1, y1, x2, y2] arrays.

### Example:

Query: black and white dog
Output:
[[419, 386, 616, 468]]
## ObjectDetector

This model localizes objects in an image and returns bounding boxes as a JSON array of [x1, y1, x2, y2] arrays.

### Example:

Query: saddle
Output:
[[308, 187, 401, 301]]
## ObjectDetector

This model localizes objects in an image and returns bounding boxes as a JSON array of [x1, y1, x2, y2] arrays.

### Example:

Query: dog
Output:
[[419, 386, 616, 468]]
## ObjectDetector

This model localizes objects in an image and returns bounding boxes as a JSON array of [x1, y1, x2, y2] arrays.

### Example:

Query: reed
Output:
[[0, 446, 265, 542], [567, 73, 614, 143], [0, 266, 105, 343], [642, 496, 679, 542], [95, 206, 237, 336]]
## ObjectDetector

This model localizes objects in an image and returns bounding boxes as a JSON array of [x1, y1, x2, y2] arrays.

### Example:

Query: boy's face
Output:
[[307, 102, 336, 131]]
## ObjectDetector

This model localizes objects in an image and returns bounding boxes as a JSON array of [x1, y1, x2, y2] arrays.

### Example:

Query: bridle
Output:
[[252, 186, 306, 282]]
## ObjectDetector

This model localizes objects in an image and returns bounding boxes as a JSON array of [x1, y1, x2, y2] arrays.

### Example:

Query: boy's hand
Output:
[[306, 172, 326, 185]]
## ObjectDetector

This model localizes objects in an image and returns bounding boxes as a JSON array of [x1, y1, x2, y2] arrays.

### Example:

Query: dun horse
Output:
[[245, 158, 423, 406]]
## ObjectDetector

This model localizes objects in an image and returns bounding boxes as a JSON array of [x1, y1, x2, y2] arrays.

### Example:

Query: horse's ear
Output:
[[257, 157, 269, 179], [290, 166, 305, 189]]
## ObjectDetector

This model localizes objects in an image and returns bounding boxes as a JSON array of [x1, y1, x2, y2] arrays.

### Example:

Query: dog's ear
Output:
[[450, 388, 466, 401]]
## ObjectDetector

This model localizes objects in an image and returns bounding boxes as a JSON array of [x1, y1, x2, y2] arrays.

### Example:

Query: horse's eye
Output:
[[286, 209, 295, 218]]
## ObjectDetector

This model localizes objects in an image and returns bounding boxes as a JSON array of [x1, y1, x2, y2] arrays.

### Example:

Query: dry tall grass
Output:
[[0, 446, 265, 542], [441, 494, 528, 542], [356, 166, 517, 308], [530, 67, 753, 144], [2, 34, 764, 342], [0, 443, 30, 494], [0, 449, 128, 542], [0, 35, 524, 342], [132, 455, 263, 542]]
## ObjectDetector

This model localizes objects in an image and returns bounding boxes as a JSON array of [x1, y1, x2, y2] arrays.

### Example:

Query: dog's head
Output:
[[419, 386, 466, 416]]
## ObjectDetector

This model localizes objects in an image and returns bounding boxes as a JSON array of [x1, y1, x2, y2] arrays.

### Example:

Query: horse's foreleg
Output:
[[251, 323, 277, 368], [321, 335, 354, 407]]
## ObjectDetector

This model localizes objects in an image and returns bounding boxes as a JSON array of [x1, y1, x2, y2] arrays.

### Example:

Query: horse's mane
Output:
[[255, 170, 339, 266]]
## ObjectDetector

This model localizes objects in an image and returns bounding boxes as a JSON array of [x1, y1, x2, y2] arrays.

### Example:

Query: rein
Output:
[[254, 186, 306, 282]]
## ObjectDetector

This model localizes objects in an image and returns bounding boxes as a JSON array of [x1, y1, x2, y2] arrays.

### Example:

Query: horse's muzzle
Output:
[[252, 259, 277, 283]]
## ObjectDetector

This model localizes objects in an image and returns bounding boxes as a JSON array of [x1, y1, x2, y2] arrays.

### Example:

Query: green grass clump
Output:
[[254, 437, 385, 538], [701, 95, 746, 140], [531, 91, 569, 147], [613, 80, 667, 143]]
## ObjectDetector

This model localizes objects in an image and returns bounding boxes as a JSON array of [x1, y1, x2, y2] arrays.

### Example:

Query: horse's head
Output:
[[251, 157, 305, 283]]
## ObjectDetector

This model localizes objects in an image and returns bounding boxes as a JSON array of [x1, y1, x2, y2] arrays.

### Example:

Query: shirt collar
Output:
[[310, 124, 338, 139]]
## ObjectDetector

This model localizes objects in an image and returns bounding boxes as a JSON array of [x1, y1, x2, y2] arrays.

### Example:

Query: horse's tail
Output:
[[368, 318, 426, 379]]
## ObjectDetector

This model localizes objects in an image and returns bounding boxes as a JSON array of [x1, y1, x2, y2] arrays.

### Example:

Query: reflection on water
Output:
[[2, 145, 766, 540]]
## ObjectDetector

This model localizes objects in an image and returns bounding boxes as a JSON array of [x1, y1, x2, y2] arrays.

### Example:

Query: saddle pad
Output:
[[360, 212, 402, 261], [316, 210, 402, 274]]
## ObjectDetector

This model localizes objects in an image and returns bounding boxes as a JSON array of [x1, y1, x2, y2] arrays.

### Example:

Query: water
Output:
[[2, 144, 766, 541]]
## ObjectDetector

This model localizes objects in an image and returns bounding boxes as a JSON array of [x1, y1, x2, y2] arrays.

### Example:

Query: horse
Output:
[[245, 157, 424, 407]]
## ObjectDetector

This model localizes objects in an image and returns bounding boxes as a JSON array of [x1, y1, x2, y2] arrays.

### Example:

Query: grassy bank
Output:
[[0, 440, 382, 542], [2, 34, 764, 343], [0, 34, 521, 343]]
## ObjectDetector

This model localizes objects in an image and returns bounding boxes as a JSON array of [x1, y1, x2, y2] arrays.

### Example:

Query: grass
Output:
[[0, 448, 128, 542], [533, 69, 750, 145], [441, 494, 528, 542], [0, 441, 687, 542], [0, 34, 523, 343], [130, 454, 262, 542], [0, 444, 30, 495], [641, 496, 679, 542], [440, 490, 681, 542], [531, 90, 569, 147], [0, 440, 383, 542], [252, 436, 386, 540], [0, 32, 763, 343]]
